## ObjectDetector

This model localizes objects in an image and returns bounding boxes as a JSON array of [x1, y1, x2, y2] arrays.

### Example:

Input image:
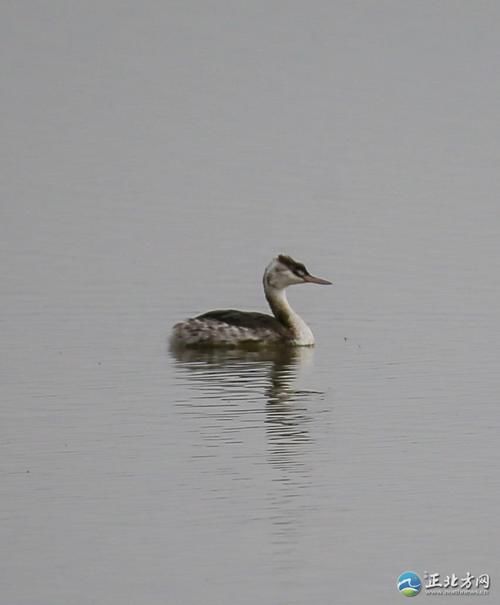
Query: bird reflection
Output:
[[169, 345, 321, 473], [170, 345, 326, 551]]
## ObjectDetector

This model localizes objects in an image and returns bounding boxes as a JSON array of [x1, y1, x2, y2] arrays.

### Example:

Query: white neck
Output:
[[264, 283, 315, 346]]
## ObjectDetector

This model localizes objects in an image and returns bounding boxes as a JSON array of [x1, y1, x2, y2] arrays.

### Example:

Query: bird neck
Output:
[[264, 283, 315, 346]]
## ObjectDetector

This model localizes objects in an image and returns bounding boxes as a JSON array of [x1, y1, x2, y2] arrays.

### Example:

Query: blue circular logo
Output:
[[398, 571, 422, 597]]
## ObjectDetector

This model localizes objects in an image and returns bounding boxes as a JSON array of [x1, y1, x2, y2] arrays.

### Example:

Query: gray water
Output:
[[2, 2, 500, 603]]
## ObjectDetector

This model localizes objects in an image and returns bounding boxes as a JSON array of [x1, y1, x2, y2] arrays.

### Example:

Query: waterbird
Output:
[[170, 255, 331, 348]]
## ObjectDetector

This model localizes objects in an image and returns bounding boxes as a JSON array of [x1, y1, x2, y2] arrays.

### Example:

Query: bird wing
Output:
[[196, 309, 287, 335]]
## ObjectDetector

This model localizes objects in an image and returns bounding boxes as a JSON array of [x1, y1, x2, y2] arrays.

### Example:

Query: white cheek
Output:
[[287, 272, 304, 285], [273, 274, 288, 289], [284, 271, 304, 287]]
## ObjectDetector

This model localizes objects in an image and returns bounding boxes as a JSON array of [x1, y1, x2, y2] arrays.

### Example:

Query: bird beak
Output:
[[303, 274, 332, 285]]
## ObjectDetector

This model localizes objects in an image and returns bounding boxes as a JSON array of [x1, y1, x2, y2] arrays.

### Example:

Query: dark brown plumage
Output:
[[196, 309, 289, 337]]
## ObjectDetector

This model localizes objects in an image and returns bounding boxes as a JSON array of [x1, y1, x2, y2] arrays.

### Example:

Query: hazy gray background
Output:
[[2, 2, 499, 603]]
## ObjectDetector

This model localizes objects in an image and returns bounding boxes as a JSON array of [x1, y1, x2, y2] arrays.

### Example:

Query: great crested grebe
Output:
[[170, 255, 331, 347]]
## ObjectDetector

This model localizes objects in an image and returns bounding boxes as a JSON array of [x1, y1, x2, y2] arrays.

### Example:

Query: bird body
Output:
[[170, 255, 331, 348]]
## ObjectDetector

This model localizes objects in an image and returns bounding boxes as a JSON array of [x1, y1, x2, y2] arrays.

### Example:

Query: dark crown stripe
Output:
[[277, 254, 308, 276]]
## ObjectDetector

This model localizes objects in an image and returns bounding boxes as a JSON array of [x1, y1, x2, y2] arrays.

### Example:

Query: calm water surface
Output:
[[2, 3, 500, 604]]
